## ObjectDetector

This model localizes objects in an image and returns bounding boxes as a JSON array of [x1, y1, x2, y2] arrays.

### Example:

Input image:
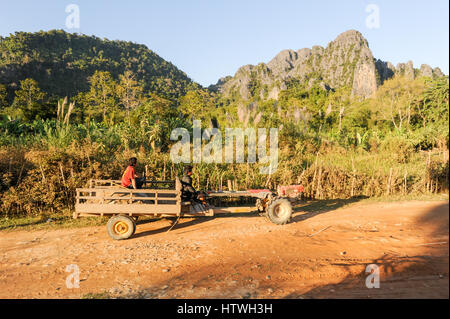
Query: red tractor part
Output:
[[277, 185, 304, 198]]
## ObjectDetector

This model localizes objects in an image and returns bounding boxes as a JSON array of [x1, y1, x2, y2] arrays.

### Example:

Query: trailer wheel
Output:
[[266, 198, 292, 225], [107, 215, 136, 240]]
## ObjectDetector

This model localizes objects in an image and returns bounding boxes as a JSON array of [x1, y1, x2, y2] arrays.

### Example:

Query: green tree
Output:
[[373, 76, 426, 131], [417, 77, 449, 129], [0, 84, 8, 110], [86, 71, 117, 122], [13, 78, 48, 120], [179, 89, 216, 122], [117, 71, 144, 123], [327, 87, 352, 132]]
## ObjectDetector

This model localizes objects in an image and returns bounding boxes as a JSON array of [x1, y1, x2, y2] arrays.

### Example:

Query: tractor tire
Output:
[[266, 198, 293, 225], [107, 215, 136, 240]]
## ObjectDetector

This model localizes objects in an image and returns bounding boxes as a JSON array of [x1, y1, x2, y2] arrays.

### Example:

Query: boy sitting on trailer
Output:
[[121, 157, 144, 189]]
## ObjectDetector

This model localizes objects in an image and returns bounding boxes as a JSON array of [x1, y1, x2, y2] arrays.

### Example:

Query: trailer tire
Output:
[[266, 198, 292, 225], [107, 215, 136, 240]]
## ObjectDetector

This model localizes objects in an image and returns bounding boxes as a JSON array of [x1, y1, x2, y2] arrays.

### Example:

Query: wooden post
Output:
[[39, 164, 46, 183], [426, 151, 431, 193], [312, 161, 318, 199], [370, 176, 375, 197], [387, 168, 393, 195], [246, 163, 249, 189], [316, 167, 322, 199], [17, 162, 25, 186], [265, 174, 272, 189], [227, 179, 232, 191], [59, 162, 66, 186], [404, 170, 408, 195], [163, 160, 166, 180], [351, 174, 355, 198], [351, 157, 356, 198]]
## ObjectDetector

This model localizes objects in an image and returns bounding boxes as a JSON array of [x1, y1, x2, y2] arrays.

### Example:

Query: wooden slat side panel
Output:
[[90, 180, 176, 189], [75, 203, 181, 214], [76, 188, 179, 195]]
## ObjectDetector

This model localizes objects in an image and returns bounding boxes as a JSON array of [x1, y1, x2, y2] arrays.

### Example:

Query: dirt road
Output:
[[0, 200, 448, 299]]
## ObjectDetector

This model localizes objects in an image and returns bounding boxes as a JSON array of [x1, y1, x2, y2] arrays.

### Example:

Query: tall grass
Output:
[[0, 118, 447, 218]]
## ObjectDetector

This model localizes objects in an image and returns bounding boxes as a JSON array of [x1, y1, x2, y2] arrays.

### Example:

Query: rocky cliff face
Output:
[[212, 30, 446, 100]]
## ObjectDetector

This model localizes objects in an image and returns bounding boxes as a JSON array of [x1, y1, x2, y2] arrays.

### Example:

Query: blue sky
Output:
[[0, 0, 448, 86]]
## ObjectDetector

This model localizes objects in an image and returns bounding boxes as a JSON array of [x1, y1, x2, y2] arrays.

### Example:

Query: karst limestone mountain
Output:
[[211, 30, 445, 100]]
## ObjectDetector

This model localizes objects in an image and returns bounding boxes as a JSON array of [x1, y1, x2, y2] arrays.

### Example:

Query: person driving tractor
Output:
[[181, 165, 208, 203], [180, 165, 197, 200]]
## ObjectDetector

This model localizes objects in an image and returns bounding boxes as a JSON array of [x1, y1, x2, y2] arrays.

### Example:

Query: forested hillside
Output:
[[0, 30, 194, 101]]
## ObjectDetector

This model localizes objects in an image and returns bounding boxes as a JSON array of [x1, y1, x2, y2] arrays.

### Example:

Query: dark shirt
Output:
[[181, 174, 196, 194]]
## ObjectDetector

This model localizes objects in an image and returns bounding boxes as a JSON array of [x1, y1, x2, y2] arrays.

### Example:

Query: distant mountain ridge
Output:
[[0, 30, 195, 100], [211, 30, 445, 100], [0, 30, 445, 103]]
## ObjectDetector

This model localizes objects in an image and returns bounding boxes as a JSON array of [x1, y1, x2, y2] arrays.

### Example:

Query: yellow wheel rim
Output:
[[113, 221, 129, 235]]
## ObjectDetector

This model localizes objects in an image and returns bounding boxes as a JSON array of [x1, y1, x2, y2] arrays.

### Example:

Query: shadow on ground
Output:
[[132, 217, 216, 239], [291, 196, 368, 223], [132, 209, 267, 238], [131, 197, 368, 238], [284, 253, 449, 299], [0, 219, 47, 231], [285, 202, 449, 299]]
